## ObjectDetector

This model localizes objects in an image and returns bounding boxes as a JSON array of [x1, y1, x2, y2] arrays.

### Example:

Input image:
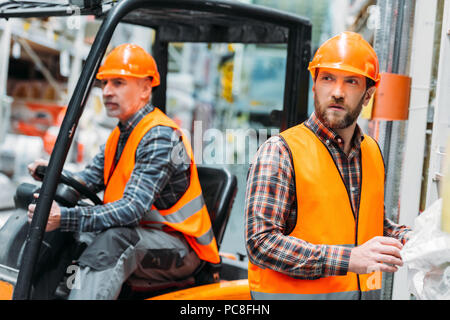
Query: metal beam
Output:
[[151, 32, 168, 113], [283, 25, 311, 130], [373, 0, 415, 300], [425, 0, 450, 207], [392, 0, 438, 300], [136, 24, 289, 44]]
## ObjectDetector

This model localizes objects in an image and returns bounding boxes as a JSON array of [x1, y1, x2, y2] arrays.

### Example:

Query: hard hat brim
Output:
[[308, 63, 381, 86], [96, 70, 160, 87]]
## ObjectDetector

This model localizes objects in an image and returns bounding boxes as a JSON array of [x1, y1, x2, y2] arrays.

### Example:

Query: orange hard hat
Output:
[[308, 31, 380, 85], [96, 43, 160, 87]]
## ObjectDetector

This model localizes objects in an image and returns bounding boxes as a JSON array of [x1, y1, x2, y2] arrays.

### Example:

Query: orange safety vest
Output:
[[103, 107, 220, 264], [248, 123, 385, 299]]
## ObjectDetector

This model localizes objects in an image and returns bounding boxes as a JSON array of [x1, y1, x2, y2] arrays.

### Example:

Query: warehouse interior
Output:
[[0, 0, 449, 300]]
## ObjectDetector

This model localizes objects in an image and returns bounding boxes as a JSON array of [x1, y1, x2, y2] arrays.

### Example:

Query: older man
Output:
[[28, 44, 219, 299]]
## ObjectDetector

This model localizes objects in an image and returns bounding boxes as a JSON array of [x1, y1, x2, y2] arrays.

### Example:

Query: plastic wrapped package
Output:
[[401, 199, 450, 299]]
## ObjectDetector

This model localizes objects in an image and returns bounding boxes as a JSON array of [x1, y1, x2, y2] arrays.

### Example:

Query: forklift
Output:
[[0, 0, 311, 300]]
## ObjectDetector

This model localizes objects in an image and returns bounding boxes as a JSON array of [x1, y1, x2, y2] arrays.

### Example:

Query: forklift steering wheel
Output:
[[35, 165, 103, 206]]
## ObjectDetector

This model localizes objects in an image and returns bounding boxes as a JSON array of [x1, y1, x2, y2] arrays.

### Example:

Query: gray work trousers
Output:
[[67, 227, 201, 300]]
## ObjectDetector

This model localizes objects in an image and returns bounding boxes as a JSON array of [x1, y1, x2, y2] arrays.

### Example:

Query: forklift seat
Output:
[[123, 166, 238, 297], [196, 166, 238, 248]]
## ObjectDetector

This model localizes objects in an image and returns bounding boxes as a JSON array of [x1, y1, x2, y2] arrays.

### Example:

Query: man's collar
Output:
[[305, 112, 364, 149], [118, 103, 154, 132]]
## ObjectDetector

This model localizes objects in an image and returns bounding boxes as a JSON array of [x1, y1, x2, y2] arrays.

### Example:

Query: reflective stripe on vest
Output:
[[143, 195, 205, 225], [248, 123, 385, 299], [142, 195, 216, 246], [103, 107, 220, 264]]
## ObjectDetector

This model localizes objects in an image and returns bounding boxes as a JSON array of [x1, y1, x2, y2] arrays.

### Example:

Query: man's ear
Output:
[[363, 86, 376, 106], [312, 69, 319, 93], [140, 78, 153, 101]]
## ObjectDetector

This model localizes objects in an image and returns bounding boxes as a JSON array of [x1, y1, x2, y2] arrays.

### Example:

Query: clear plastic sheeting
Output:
[[401, 199, 450, 299]]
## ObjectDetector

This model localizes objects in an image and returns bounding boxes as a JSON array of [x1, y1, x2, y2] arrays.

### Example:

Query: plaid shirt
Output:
[[60, 103, 190, 233], [245, 112, 412, 280]]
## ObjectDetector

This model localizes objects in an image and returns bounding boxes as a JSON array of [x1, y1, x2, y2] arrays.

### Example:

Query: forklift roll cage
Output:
[[0, 0, 311, 299]]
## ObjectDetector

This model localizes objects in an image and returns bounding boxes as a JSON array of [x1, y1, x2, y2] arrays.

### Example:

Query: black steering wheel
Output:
[[35, 165, 103, 206]]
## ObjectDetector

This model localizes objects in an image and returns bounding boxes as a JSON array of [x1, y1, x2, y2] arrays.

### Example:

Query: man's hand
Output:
[[27, 159, 49, 181], [27, 193, 61, 232], [348, 236, 403, 274]]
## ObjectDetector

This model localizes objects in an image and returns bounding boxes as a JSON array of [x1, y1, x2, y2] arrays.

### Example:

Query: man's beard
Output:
[[314, 93, 365, 130]]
